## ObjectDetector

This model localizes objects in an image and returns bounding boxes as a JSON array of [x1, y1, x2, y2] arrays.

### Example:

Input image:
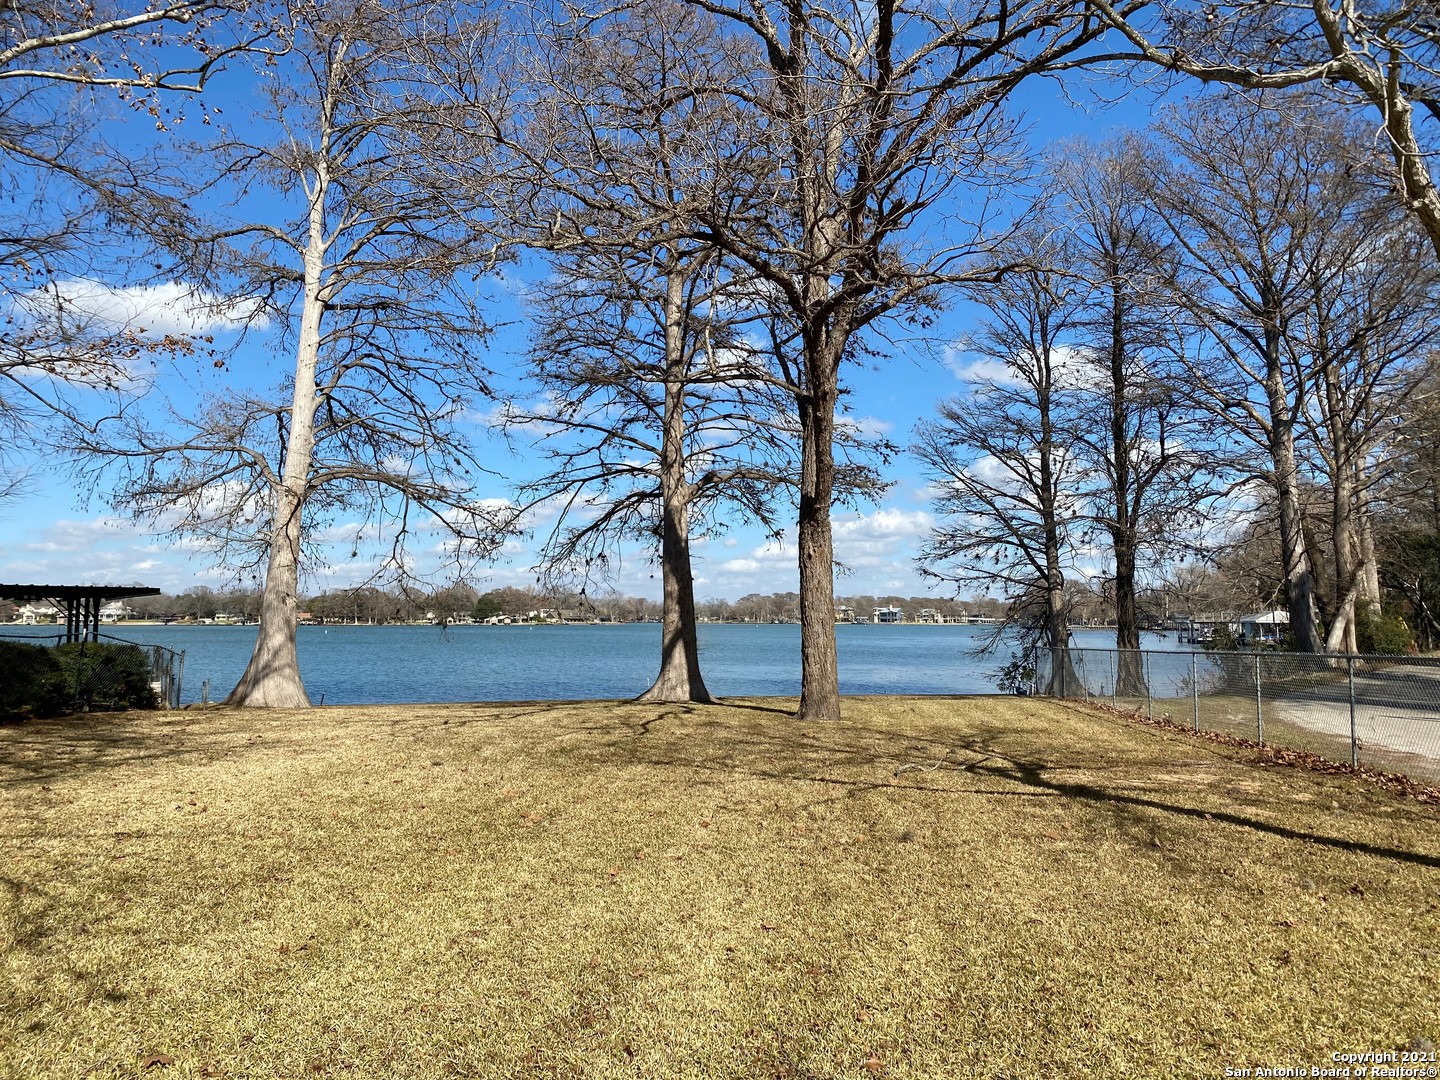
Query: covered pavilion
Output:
[[0, 584, 161, 643]]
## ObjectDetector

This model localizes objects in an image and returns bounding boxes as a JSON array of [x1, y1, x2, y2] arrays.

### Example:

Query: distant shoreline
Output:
[[4, 618, 1026, 629]]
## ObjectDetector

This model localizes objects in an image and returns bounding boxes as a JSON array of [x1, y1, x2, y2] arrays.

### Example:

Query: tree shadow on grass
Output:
[[0, 872, 132, 1021], [0, 711, 271, 787], [602, 710, 1440, 871], [965, 754, 1440, 870]]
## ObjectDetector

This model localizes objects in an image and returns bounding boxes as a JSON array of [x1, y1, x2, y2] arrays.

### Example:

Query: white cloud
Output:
[[16, 278, 266, 338], [832, 508, 935, 572], [944, 342, 1098, 390], [837, 415, 894, 438]]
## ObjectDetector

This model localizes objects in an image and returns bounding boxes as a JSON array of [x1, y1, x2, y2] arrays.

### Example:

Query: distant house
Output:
[[916, 608, 940, 624], [872, 606, 905, 624], [1236, 610, 1288, 646], [99, 600, 132, 624], [835, 605, 855, 624], [16, 600, 62, 625]]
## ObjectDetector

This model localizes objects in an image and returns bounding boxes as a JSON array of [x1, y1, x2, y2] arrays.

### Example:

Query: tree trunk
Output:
[[1324, 440, 1360, 655], [1043, 565, 1081, 697], [795, 378, 840, 722], [637, 266, 711, 704], [1039, 398, 1077, 696], [636, 485, 710, 702], [1273, 427, 1322, 652], [227, 485, 311, 707], [1112, 534, 1146, 696], [226, 163, 329, 707], [1356, 477, 1381, 605], [1262, 331, 1322, 652], [1107, 279, 1147, 696]]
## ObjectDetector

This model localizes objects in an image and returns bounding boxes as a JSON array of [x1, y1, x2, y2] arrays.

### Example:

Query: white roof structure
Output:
[[1239, 610, 1289, 625]]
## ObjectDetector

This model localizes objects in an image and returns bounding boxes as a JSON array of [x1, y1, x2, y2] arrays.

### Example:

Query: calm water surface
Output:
[[1, 622, 1178, 705]]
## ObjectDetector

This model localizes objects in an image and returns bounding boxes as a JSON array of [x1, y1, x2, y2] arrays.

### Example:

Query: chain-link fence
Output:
[[1033, 646, 1440, 786], [0, 633, 185, 716]]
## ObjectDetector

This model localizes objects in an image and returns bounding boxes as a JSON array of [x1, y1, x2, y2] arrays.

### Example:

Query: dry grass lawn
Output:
[[2, 696, 1437, 1079]]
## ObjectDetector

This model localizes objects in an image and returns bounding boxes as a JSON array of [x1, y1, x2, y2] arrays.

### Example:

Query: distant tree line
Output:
[[28, 586, 1004, 628]]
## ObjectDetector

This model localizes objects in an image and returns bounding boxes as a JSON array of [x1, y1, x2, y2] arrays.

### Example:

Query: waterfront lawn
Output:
[[2, 697, 1437, 1079]]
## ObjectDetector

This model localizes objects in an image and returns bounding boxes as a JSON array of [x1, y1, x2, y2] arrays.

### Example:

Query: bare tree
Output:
[[71, 0, 506, 706], [1084, 0, 1440, 260], [1053, 136, 1210, 690], [1137, 94, 1365, 652], [498, 0, 795, 703], [915, 244, 1085, 693], [0, 1, 260, 495], [679, 0, 1124, 721], [1290, 164, 1440, 651], [511, 246, 802, 702]]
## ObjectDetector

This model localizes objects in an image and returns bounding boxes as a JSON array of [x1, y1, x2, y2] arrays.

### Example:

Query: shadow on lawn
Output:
[[970, 755, 1440, 870], [610, 707, 1440, 871], [0, 713, 260, 786], [0, 872, 131, 1016]]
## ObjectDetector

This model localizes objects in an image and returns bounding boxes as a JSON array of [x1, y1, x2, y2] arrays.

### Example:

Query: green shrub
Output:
[[0, 641, 158, 718], [1356, 603, 1414, 656], [53, 642, 158, 712], [0, 641, 62, 718]]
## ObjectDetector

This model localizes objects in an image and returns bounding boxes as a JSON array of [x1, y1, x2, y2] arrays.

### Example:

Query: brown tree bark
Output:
[[637, 267, 712, 703], [795, 381, 839, 722], [1105, 277, 1147, 696], [1262, 330, 1323, 653]]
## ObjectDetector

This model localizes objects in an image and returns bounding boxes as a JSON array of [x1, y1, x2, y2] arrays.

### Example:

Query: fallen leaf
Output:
[[142, 1054, 175, 1069], [864, 1057, 884, 1072], [1042, 830, 1061, 841], [760, 922, 777, 931]]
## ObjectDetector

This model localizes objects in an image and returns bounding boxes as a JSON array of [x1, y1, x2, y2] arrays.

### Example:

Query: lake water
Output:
[[0, 622, 1180, 705]]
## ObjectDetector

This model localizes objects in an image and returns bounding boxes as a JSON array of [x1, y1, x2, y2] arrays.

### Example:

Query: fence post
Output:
[[1191, 651, 1199, 733], [1254, 651, 1264, 745], [1111, 651, 1117, 709], [1347, 654, 1358, 768], [1146, 652, 1153, 721], [1031, 644, 1039, 697]]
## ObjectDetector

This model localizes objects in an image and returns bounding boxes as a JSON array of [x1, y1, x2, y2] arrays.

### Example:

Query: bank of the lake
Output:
[[0, 622, 1182, 705]]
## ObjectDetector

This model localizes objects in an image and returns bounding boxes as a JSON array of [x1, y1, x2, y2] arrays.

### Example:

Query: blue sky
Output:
[[0, 47, 1167, 603]]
